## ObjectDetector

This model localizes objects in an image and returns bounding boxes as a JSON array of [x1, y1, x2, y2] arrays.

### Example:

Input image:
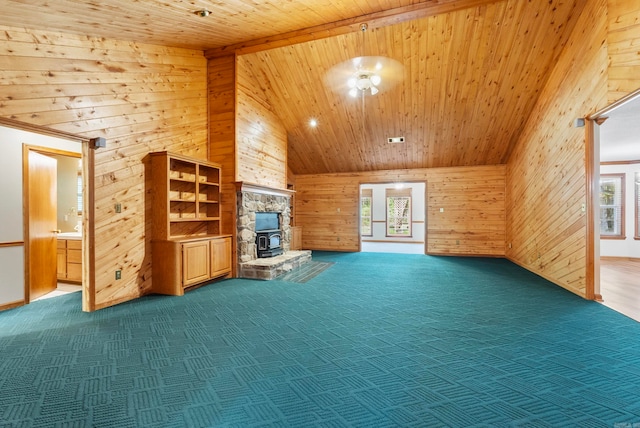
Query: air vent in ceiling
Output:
[[387, 136, 405, 144]]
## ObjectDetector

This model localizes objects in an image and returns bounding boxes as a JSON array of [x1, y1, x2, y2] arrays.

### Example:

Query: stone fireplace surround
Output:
[[235, 182, 311, 280], [236, 184, 291, 263]]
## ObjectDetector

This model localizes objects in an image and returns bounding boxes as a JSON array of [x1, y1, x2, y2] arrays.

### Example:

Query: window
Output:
[[386, 188, 412, 237], [360, 189, 372, 236], [599, 174, 625, 239], [636, 172, 640, 239], [77, 172, 83, 215]]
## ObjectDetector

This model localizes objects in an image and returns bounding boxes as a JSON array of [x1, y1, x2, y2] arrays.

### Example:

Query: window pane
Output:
[[386, 195, 411, 236], [636, 172, 640, 239], [360, 196, 372, 236], [599, 174, 624, 237], [77, 173, 83, 215]]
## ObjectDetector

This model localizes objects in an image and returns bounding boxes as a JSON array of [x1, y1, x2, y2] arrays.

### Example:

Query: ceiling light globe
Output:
[[347, 77, 357, 88], [371, 75, 381, 86], [357, 77, 371, 90], [370, 86, 379, 95], [349, 88, 358, 98]]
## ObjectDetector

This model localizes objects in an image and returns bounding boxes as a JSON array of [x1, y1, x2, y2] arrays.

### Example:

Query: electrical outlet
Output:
[[115, 270, 121, 280], [440, 208, 444, 213], [115, 203, 122, 213]]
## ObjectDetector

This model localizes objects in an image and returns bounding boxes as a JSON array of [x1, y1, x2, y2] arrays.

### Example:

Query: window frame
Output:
[[385, 188, 412, 237], [635, 172, 640, 240], [360, 189, 373, 237], [599, 173, 625, 239]]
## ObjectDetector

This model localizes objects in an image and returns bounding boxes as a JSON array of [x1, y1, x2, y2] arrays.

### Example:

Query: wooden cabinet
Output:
[[57, 239, 82, 283], [150, 152, 231, 295], [152, 236, 231, 295]]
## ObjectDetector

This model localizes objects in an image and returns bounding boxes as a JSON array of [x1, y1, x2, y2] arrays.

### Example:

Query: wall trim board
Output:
[[428, 253, 504, 258], [0, 241, 24, 247], [0, 299, 25, 312], [0, 117, 89, 144], [601, 160, 640, 165], [362, 239, 426, 244], [601, 256, 640, 261]]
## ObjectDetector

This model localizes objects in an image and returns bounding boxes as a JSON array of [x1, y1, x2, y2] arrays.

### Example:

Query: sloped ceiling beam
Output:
[[205, 0, 503, 58]]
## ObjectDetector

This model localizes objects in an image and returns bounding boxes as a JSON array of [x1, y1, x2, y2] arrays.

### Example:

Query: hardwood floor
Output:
[[600, 258, 640, 322]]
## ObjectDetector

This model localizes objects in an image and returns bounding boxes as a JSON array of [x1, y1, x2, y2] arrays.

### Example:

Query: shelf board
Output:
[[169, 177, 197, 184], [169, 217, 221, 222]]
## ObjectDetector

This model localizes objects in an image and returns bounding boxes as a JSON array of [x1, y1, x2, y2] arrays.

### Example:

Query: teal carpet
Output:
[[2, 252, 640, 427]]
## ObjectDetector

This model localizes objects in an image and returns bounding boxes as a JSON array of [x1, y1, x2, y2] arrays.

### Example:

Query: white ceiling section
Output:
[[600, 95, 640, 162]]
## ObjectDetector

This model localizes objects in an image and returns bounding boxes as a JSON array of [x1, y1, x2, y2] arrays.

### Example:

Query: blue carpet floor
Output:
[[1, 252, 640, 427]]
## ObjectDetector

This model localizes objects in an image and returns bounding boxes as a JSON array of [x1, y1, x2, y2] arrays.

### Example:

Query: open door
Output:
[[26, 150, 58, 301]]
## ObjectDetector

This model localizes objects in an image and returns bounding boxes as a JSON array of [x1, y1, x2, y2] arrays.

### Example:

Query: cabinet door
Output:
[[57, 243, 67, 280], [182, 241, 210, 286], [210, 237, 231, 277]]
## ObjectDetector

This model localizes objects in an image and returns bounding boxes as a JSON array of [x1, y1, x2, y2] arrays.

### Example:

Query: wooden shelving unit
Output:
[[150, 151, 231, 295]]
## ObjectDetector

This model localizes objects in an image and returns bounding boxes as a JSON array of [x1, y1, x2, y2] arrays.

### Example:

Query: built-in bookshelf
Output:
[[150, 151, 231, 295]]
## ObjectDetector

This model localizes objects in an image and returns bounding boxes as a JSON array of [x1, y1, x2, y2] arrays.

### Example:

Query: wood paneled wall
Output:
[[608, 0, 640, 101], [208, 55, 238, 237], [0, 26, 208, 310], [505, 0, 609, 297], [295, 165, 505, 256], [236, 56, 288, 190]]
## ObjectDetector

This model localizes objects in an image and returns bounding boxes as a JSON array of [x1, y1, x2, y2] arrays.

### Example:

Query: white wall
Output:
[[600, 163, 640, 258], [360, 182, 426, 254], [0, 125, 80, 307]]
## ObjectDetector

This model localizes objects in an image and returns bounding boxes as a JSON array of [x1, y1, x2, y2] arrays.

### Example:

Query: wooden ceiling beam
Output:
[[205, 0, 504, 58]]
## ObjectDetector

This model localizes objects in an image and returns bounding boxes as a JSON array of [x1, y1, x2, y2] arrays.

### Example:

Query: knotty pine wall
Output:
[[236, 56, 288, 190], [208, 55, 237, 237], [608, 0, 640, 102], [295, 165, 505, 256], [0, 26, 208, 311], [505, 0, 608, 297]]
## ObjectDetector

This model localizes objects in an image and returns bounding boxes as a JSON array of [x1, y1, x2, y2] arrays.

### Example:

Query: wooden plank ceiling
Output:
[[0, 0, 585, 174]]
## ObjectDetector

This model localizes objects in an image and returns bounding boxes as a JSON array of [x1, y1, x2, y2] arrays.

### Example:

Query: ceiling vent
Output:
[[387, 136, 405, 144]]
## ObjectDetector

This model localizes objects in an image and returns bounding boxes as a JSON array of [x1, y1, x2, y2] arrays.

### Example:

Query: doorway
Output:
[[359, 182, 426, 254], [589, 89, 640, 321], [24, 146, 84, 303]]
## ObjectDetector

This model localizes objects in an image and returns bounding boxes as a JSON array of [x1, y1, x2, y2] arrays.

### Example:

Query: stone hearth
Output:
[[239, 250, 312, 280]]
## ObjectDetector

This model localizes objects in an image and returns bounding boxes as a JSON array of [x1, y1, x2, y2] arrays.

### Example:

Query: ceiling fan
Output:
[[324, 24, 404, 99]]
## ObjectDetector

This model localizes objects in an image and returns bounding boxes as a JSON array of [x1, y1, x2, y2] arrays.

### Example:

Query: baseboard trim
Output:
[[0, 299, 25, 312], [601, 256, 640, 262]]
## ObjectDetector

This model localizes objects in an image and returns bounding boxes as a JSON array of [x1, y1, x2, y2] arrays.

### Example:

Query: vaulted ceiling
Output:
[[0, 0, 586, 174]]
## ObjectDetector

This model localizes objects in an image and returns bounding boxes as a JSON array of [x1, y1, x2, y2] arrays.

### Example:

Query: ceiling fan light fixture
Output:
[[370, 74, 381, 86], [356, 76, 371, 90], [349, 88, 359, 98], [370, 86, 379, 95]]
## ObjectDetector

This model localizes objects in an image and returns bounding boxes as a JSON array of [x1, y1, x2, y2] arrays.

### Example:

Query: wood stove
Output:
[[255, 212, 283, 258]]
